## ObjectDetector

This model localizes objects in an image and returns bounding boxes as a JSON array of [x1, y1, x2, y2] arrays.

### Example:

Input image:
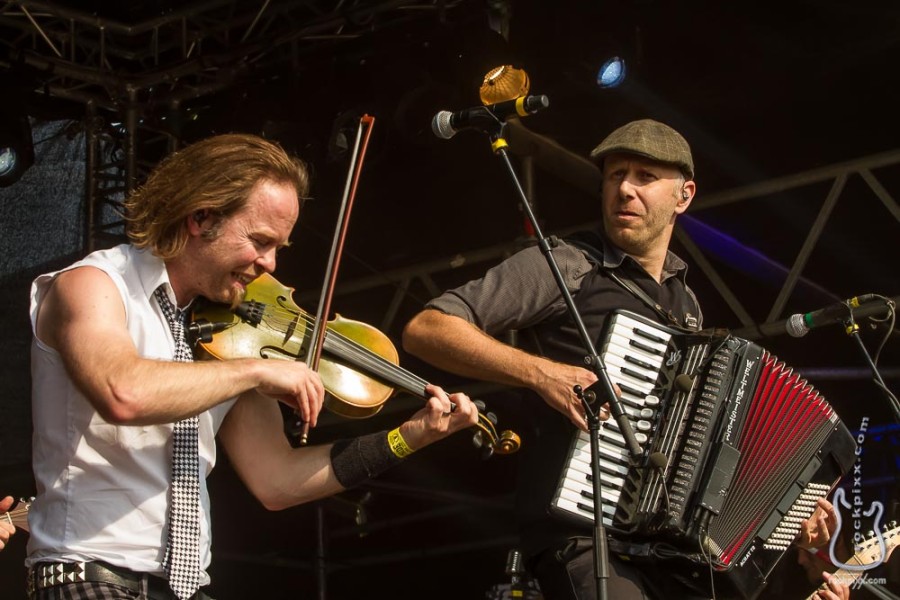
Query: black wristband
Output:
[[330, 430, 404, 489]]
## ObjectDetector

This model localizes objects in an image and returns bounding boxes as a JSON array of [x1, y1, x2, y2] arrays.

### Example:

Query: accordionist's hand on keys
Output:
[[534, 360, 617, 432], [795, 498, 839, 550], [533, 361, 596, 431]]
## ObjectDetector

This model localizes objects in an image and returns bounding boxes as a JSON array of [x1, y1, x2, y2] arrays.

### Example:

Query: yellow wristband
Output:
[[387, 427, 415, 458]]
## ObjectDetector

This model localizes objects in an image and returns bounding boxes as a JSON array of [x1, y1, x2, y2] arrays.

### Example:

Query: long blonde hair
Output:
[[124, 134, 309, 259]]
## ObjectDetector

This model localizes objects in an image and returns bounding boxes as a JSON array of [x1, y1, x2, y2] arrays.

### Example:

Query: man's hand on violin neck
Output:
[[401, 386, 479, 450]]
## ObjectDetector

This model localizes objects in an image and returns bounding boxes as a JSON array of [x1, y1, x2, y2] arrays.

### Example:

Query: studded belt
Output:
[[30, 561, 142, 591], [26, 561, 205, 599]]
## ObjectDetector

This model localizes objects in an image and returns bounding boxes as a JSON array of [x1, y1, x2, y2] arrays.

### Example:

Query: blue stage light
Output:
[[0, 116, 34, 187], [597, 56, 627, 88]]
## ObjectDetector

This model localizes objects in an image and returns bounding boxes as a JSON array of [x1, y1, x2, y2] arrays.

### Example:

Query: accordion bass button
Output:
[[643, 394, 660, 407], [639, 408, 655, 419], [636, 420, 652, 432]]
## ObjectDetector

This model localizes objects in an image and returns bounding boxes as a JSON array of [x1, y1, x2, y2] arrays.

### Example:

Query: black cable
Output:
[[844, 300, 900, 422], [698, 526, 717, 600], [868, 295, 896, 366]]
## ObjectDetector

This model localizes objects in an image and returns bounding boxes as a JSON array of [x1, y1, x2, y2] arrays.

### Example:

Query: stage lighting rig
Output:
[[0, 115, 35, 188]]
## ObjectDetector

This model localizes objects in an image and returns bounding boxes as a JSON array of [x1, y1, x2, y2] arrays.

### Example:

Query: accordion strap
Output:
[[564, 233, 696, 332], [605, 270, 693, 332]]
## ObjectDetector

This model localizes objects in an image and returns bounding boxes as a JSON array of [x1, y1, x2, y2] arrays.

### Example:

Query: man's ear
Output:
[[188, 210, 209, 234], [676, 181, 696, 214]]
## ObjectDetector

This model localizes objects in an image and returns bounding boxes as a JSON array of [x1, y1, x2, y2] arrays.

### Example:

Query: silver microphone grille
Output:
[[431, 111, 456, 139], [505, 548, 522, 575], [786, 313, 809, 338]]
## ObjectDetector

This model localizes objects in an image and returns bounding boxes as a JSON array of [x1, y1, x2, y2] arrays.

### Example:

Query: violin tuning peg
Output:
[[486, 411, 499, 425], [472, 430, 484, 449], [474, 399, 487, 412], [495, 430, 522, 455], [481, 445, 495, 460]]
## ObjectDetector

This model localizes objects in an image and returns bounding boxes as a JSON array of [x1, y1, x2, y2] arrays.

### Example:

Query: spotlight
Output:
[[0, 115, 35, 188], [596, 56, 627, 89]]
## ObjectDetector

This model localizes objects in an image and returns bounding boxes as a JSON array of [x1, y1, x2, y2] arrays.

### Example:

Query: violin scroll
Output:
[[471, 400, 521, 459]]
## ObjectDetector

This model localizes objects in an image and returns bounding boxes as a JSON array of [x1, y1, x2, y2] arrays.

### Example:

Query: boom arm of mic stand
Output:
[[489, 131, 643, 459]]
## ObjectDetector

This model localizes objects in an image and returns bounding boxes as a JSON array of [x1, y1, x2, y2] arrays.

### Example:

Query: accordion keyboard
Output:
[[550, 311, 675, 526]]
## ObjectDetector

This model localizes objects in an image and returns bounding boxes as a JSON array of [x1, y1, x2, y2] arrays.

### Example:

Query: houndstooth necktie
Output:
[[154, 286, 201, 599]]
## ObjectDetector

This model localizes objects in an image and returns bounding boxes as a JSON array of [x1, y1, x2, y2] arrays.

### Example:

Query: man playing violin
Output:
[[26, 133, 479, 600], [402, 119, 849, 600]]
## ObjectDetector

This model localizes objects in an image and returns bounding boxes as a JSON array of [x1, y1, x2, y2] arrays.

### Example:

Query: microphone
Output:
[[431, 94, 549, 139], [728, 294, 892, 340], [187, 318, 231, 345], [785, 294, 878, 338], [648, 452, 668, 470]]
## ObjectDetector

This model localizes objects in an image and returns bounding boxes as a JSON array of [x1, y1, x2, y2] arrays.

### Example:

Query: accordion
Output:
[[549, 310, 856, 599]]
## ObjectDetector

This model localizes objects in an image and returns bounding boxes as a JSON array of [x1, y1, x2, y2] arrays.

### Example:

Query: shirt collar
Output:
[[132, 246, 179, 308], [594, 230, 690, 284]]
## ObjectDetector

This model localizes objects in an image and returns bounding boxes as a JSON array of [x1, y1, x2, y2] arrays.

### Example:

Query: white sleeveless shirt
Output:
[[27, 244, 236, 584]]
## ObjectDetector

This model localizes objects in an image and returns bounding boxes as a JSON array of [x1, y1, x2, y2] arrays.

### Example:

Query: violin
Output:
[[190, 273, 521, 457]]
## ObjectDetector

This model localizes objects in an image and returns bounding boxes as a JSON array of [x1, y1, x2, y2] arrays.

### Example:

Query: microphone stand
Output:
[[485, 123, 644, 600], [841, 301, 900, 423]]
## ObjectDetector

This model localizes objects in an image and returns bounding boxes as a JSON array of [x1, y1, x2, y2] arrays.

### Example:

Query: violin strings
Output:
[[259, 305, 430, 397], [243, 303, 498, 440]]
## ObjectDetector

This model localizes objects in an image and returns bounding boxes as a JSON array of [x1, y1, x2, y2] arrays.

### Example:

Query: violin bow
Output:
[[295, 114, 376, 444]]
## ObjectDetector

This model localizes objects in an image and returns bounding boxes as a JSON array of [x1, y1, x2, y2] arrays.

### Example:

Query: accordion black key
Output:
[[549, 310, 857, 599]]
